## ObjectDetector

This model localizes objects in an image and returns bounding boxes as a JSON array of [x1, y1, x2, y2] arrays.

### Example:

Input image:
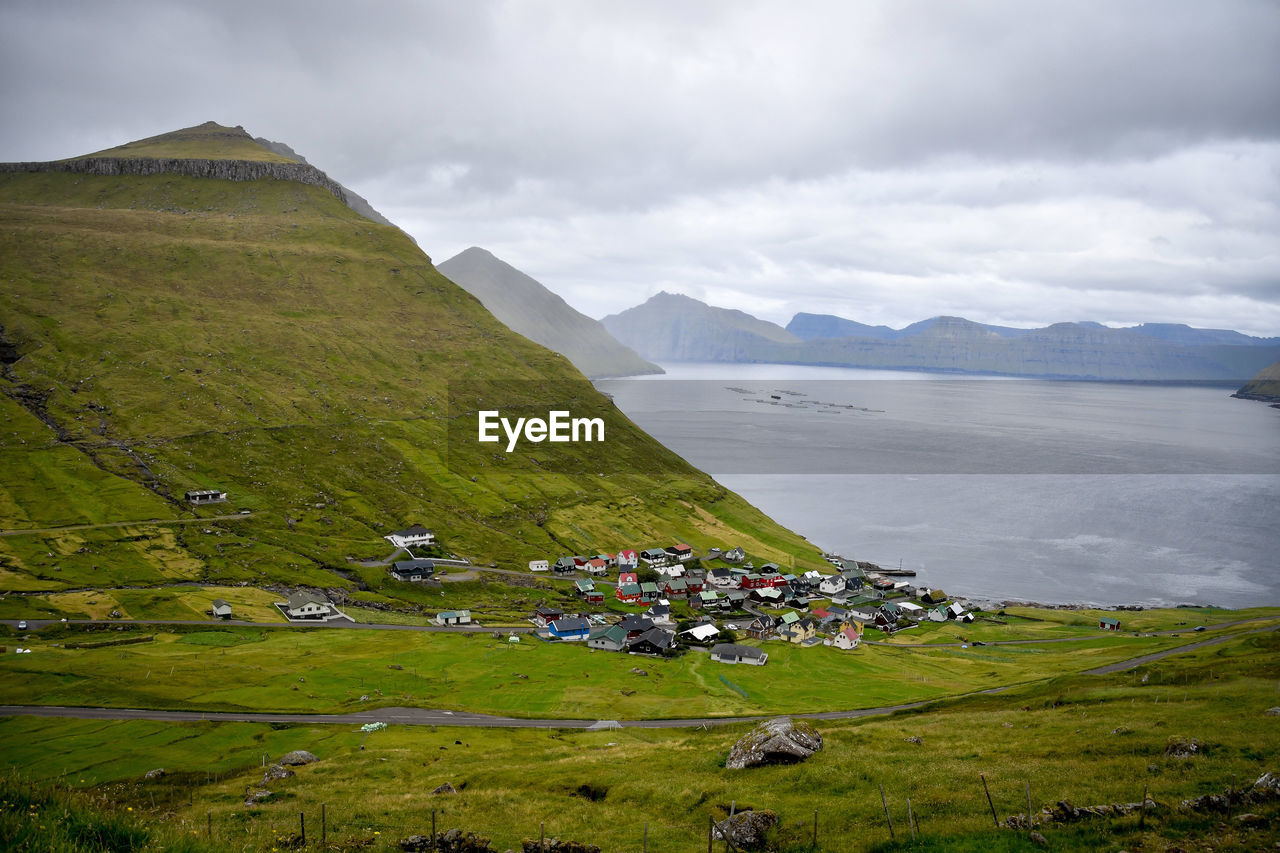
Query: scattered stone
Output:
[[1266, 707, 1280, 716], [433, 782, 458, 795], [262, 764, 295, 785], [401, 829, 496, 852], [725, 717, 823, 770], [710, 810, 779, 850], [277, 750, 318, 766], [143, 768, 166, 780], [904, 735, 923, 745], [1029, 831, 1048, 846], [389, 664, 404, 670], [1235, 812, 1267, 826], [519, 840, 599, 853], [629, 668, 648, 676], [244, 787, 274, 806], [1164, 735, 1202, 758], [1110, 726, 1131, 735]]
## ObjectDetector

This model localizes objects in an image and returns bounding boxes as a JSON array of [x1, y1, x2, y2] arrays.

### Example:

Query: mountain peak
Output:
[[76, 122, 297, 163]]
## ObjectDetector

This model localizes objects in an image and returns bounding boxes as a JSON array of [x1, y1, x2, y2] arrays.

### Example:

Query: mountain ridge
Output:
[[437, 247, 661, 379], [604, 293, 1280, 381]]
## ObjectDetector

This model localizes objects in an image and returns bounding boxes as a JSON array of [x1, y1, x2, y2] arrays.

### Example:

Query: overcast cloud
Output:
[[3, 0, 1279, 334]]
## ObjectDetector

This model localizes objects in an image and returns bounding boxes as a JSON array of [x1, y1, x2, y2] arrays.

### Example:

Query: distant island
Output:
[[1233, 361, 1280, 403], [601, 292, 1280, 382]]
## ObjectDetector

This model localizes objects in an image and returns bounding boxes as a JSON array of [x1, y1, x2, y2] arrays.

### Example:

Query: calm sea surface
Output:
[[598, 363, 1280, 608]]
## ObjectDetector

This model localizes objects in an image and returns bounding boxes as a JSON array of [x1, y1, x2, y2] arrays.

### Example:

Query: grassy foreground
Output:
[[2, 629, 1278, 851]]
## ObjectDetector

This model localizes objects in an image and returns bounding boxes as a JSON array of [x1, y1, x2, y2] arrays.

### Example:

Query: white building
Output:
[[385, 525, 436, 549]]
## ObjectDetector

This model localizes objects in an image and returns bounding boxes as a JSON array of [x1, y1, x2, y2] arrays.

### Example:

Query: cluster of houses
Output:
[[528, 543, 699, 576]]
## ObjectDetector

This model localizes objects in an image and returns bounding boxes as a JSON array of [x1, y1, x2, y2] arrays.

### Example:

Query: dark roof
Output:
[[550, 617, 590, 633], [632, 627, 675, 650], [711, 643, 765, 660], [392, 525, 434, 536], [211, 598, 229, 608], [393, 558, 435, 571], [619, 614, 655, 632]]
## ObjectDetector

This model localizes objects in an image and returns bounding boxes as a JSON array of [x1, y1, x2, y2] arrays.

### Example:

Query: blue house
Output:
[[548, 617, 591, 641]]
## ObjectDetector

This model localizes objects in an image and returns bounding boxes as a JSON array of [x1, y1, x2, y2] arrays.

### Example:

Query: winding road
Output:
[[1, 621, 1272, 730]]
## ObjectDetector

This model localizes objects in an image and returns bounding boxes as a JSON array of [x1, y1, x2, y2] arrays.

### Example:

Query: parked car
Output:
[[17, 621, 27, 630]]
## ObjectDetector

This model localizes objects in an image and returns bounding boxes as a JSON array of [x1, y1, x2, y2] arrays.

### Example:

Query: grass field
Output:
[[1, 629, 1277, 852], [0, 614, 1253, 720]]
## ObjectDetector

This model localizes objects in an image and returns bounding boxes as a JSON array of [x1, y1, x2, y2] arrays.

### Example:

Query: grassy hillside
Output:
[[2, 627, 1277, 851], [1234, 360, 1280, 402], [0, 125, 827, 605]]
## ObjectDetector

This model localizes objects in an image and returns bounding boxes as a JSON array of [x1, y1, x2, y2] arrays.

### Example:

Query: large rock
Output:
[[262, 764, 295, 785], [725, 717, 822, 770], [711, 810, 779, 850], [278, 750, 319, 766]]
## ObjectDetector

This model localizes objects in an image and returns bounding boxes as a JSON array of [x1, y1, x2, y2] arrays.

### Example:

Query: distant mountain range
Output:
[[602, 294, 1280, 382], [437, 247, 662, 379]]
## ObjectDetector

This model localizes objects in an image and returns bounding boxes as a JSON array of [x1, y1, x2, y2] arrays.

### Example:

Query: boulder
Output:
[[262, 764, 295, 784], [244, 787, 274, 806], [711, 810, 779, 850], [1164, 736, 1202, 758], [143, 768, 166, 780], [1265, 707, 1280, 716], [432, 782, 458, 795], [725, 717, 822, 770], [278, 750, 318, 766]]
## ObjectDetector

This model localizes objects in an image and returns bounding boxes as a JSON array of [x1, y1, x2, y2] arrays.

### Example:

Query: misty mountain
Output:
[[601, 291, 799, 363], [605, 294, 1280, 382], [437, 247, 662, 379]]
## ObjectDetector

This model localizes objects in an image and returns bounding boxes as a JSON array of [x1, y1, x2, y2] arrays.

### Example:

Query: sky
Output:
[[3, 1, 1279, 336]]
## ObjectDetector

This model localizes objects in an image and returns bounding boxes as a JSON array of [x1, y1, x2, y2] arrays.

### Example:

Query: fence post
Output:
[[300, 811, 306, 846], [879, 784, 894, 840], [981, 773, 998, 828], [1139, 784, 1148, 830], [707, 815, 714, 853], [1025, 781, 1033, 836], [812, 809, 818, 848], [540, 821, 545, 853], [643, 822, 648, 852], [322, 803, 326, 844], [432, 809, 437, 850], [907, 797, 916, 841]]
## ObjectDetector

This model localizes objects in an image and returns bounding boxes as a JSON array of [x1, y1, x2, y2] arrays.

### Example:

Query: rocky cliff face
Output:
[[0, 156, 350, 205]]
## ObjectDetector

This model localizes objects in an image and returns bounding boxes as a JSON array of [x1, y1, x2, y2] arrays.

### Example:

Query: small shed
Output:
[[436, 610, 472, 626], [710, 643, 768, 665], [1099, 616, 1121, 631], [186, 489, 227, 505], [211, 599, 232, 619]]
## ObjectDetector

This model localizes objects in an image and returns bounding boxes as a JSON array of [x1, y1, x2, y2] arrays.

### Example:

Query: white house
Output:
[[528, 559, 550, 572], [709, 643, 768, 665], [818, 575, 847, 596], [436, 610, 471, 626], [186, 488, 227, 505], [617, 549, 639, 570], [284, 591, 332, 620], [211, 599, 232, 619], [385, 525, 436, 549]]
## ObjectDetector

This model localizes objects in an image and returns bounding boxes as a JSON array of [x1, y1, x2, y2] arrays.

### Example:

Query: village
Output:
[[275, 524, 1128, 667]]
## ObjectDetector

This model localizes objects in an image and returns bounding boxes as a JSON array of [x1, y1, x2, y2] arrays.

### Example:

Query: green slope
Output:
[[1234, 360, 1280, 402], [0, 124, 824, 602]]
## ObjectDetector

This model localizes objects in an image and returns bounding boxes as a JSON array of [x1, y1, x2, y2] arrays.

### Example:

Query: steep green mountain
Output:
[[437, 246, 661, 379], [601, 291, 800, 362], [0, 123, 824, 606], [1233, 361, 1280, 402], [607, 294, 1280, 381]]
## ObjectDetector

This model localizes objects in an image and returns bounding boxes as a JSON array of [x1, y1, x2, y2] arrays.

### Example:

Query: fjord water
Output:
[[598, 363, 1280, 607]]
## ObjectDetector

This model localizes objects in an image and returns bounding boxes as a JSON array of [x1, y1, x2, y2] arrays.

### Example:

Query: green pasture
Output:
[[0, 620, 1215, 719], [1, 630, 1277, 852]]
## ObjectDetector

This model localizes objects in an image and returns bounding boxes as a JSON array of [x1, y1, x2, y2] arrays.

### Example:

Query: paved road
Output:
[[2, 617, 535, 634], [0, 512, 253, 537], [1, 624, 1272, 730]]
